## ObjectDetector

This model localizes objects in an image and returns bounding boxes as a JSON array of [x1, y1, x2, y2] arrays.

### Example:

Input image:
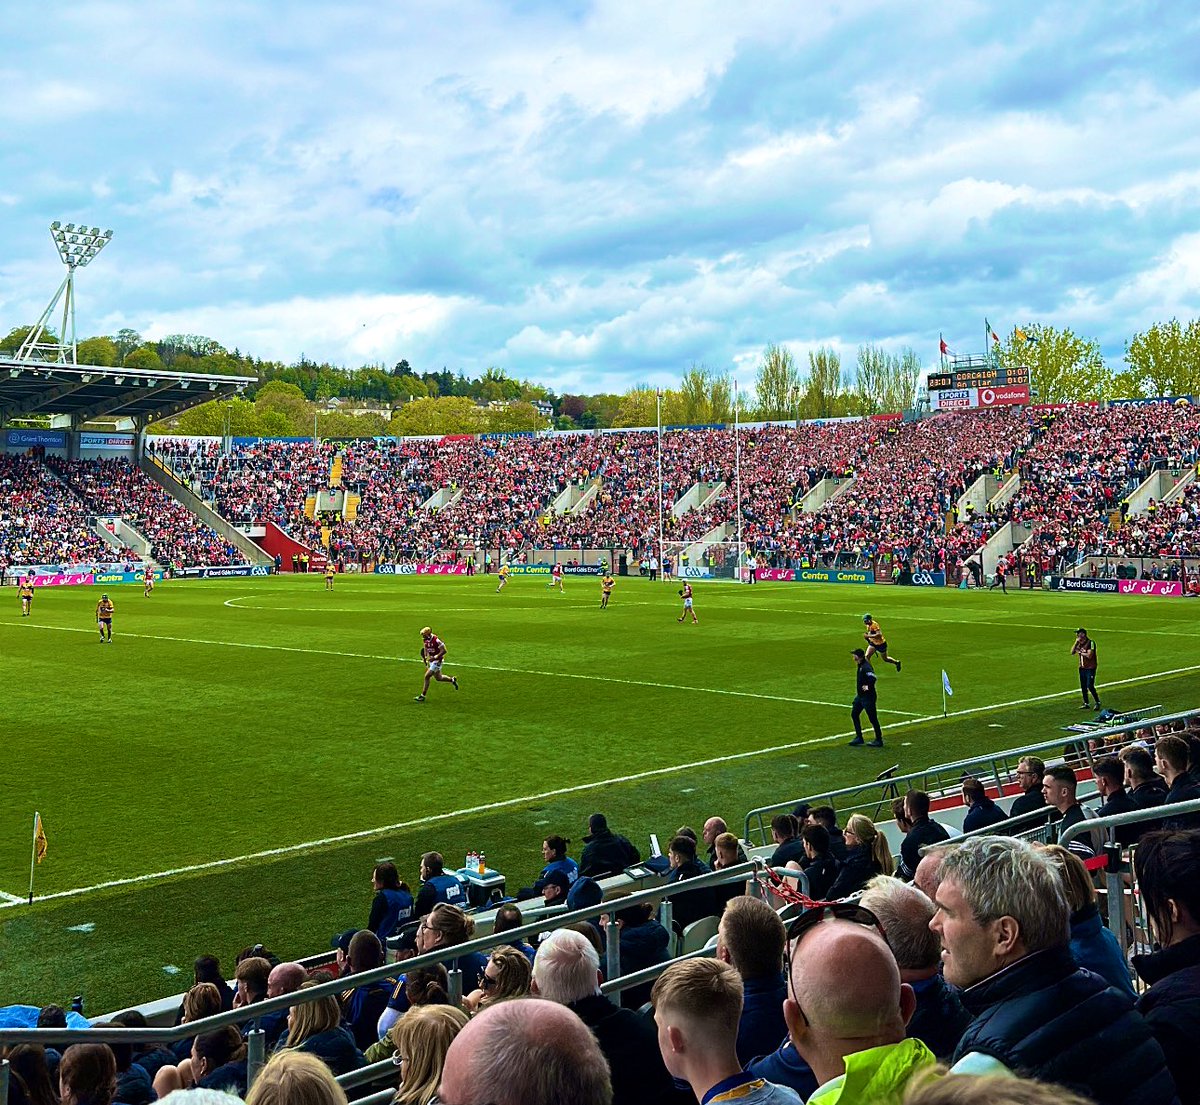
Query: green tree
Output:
[[996, 324, 1111, 402], [853, 345, 888, 414], [124, 345, 165, 371], [77, 336, 118, 367], [1124, 318, 1200, 398], [390, 396, 485, 436], [613, 386, 663, 428], [114, 328, 142, 361], [802, 347, 844, 419], [485, 401, 546, 432], [678, 365, 733, 424], [256, 380, 316, 435], [1, 324, 58, 353], [754, 344, 802, 420]]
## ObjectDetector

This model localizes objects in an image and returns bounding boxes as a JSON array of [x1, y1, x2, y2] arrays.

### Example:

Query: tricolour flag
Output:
[[941, 670, 954, 697], [34, 813, 47, 864], [939, 338, 950, 356], [985, 318, 1000, 343]]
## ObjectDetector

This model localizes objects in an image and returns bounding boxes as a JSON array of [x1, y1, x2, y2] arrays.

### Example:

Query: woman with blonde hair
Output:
[[391, 1005, 468, 1105], [246, 1049, 348, 1105], [462, 945, 533, 1014], [826, 813, 893, 898], [282, 985, 365, 1076]]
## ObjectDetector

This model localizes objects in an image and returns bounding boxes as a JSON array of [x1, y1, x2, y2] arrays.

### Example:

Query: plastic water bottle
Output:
[[466, 851, 475, 873], [478, 851, 486, 875]]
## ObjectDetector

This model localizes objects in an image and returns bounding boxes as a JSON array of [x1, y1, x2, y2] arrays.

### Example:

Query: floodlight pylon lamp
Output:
[[14, 219, 114, 364]]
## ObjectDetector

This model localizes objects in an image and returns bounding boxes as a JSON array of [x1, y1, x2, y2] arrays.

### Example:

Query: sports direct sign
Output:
[[932, 385, 1030, 411]]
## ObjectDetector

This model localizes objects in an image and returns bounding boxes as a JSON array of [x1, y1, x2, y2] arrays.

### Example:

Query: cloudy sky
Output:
[[2, 1, 1199, 393]]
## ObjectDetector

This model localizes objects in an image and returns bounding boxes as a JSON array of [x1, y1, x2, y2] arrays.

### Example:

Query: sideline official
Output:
[[848, 648, 884, 747], [1071, 628, 1101, 711]]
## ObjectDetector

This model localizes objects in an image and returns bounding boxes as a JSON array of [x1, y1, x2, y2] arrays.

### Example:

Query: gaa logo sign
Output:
[[909, 570, 945, 587]]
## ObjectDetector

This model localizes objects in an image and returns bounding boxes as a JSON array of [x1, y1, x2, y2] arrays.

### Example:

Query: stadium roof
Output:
[[0, 358, 255, 427]]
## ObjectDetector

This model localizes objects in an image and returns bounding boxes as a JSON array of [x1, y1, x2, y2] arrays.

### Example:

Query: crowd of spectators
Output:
[[135, 401, 1200, 586], [49, 459, 243, 569], [0, 453, 117, 571], [1003, 402, 1200, 575]]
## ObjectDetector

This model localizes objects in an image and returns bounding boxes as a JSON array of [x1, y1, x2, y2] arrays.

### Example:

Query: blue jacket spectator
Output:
[[367, 862, 414, 942], [413, 852, 469, 916], [611, 903, 670, 1009], [716, 896, 790, 1065], [282, 989, 365, 1076], [961, 778, 1008, 834]]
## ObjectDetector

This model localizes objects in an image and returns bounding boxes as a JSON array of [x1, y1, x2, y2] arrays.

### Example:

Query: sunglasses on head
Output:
[[786, 903, 888, 1017]]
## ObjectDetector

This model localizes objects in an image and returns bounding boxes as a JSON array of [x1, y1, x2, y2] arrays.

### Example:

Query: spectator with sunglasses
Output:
[[462, 946, 532, 1015], [932, 836, 1176, 1104], [782, 905, 936, 1103]]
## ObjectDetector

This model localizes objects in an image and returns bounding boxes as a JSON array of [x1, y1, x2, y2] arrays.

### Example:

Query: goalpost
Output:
[[662, 539, 748, 583]]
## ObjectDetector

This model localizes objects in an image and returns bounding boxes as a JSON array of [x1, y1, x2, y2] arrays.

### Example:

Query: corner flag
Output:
[[941, 670, 954, 697], [34, 813, 47, 864]]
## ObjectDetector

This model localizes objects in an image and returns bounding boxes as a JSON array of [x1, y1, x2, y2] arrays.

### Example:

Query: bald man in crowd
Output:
[[253, 961, 306, 1048], [783, 916, 937, 1103], [913, 847, 949, 902], [438, 997, 612, 1105]]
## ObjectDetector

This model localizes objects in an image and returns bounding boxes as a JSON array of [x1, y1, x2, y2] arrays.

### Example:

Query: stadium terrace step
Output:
[[420, 486, 464, 512], [1124, 467, 1189, 517], [797, 475, 853, 513], [957, 473, 1002, 523], [672, 480, 725, 519]]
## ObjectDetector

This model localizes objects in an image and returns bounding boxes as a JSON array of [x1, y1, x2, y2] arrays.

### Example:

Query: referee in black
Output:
[[848, 647, 884, 747]]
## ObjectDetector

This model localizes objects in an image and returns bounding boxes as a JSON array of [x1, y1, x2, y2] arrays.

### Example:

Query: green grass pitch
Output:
[[2, 573, 1197, 1010]]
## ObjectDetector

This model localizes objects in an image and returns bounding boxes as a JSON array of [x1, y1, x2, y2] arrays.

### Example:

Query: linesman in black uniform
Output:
[[848, 647, 884, 747]]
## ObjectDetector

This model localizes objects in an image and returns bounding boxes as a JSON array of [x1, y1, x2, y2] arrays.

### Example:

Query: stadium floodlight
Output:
[[16, 220, 114, 364]]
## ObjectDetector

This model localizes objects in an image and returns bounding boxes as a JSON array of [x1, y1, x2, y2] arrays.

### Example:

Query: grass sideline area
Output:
[[3, 572, 1198, 1011]]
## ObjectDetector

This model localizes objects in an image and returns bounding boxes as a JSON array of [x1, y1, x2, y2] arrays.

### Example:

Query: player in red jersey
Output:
[[548, 562, 565, 592], [415, 626, 459, 702], [143, 567, 154, 597], [677, 581, 697, 624]]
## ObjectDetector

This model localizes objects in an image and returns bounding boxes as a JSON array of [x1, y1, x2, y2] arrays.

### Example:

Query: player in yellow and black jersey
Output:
[[862, 614, 901, 672], [600, 572, 615, 609], [19, 578, 34, 617]]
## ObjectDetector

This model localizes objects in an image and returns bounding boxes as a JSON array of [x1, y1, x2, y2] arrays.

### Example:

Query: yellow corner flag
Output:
[[34, 813, 48, 864]]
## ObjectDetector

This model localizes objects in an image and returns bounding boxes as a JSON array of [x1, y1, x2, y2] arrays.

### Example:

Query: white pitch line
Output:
[[6, 621, 919, 717], [5, 660, 1197, 910], [0, 890, 25, 904]]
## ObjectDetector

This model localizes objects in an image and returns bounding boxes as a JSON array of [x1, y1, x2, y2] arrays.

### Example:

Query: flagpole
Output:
[[656, 389, 664, 584], [28, 812, 38, 904], [942, 679, 947, 718]]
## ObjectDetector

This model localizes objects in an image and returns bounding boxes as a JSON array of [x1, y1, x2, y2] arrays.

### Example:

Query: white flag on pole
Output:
[[942, 670, 953, 697]]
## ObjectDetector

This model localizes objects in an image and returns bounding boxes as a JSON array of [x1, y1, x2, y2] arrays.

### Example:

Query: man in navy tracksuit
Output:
[[848, 649, 883, 747], [413, 851, 468, 917]]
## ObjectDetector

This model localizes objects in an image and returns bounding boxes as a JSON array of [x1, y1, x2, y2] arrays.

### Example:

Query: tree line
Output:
[[3, 317, 1198, 439]]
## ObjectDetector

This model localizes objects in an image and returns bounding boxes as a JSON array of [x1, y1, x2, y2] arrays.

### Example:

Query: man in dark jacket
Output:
[[664, 834, 717, 932], [1008, 756, 1048, 818], [1042, 765, 1097, 860], [961, 778, 1008, 834], [339, 931, 396, 1052], [809, 806, 848, 861], [1094, 757, 1141, 845], [579, 812, 640, 877], [897, 791, 950, 880], [767, 814, 806, 868], [531, 928, 690, 1105], [1157, 736, 1200, 830], [861, 876, 970, 1061], [715, 895, 789, 1065], [1123, 745, 1169, 809], [931, 836, 1177, 1104]]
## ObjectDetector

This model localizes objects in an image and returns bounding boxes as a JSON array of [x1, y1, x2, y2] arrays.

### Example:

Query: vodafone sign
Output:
[[933, 384, 1031, 411], [977, 384, 1030, 408]]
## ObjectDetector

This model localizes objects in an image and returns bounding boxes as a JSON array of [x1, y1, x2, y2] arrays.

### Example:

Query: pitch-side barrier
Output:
[[743, 709, 1200, 848]]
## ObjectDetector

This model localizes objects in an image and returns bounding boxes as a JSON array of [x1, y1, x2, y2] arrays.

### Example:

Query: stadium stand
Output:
[[48, 458, 243, 569], [0, 453, 127, 569], [147, 402, 1199, 583]]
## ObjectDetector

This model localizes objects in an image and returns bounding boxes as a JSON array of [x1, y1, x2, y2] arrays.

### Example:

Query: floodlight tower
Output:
[[16, 221, 114, 363]]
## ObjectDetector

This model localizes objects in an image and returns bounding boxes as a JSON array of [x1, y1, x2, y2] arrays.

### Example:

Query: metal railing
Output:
[[744, 709, 1199, 845], [0, 860, 774, 1104]]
